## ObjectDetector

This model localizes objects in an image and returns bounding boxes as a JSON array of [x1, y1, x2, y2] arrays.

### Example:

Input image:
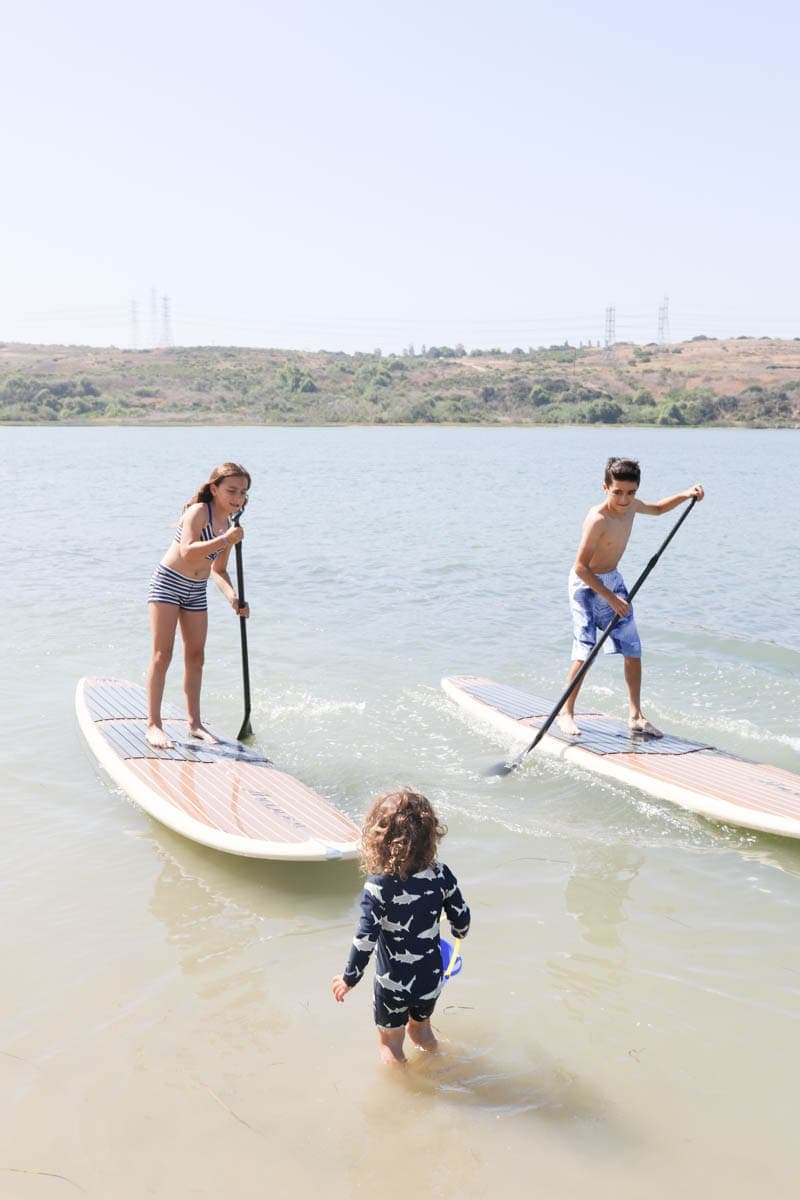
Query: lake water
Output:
[[3, 425, 799, 1199]]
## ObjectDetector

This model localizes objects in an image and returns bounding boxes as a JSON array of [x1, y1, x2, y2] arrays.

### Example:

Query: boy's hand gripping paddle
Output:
[[487, 496, 698, 777]]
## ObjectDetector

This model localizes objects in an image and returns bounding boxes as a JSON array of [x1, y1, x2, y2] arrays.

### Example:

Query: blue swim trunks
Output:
[[569, 569, 641, 660]]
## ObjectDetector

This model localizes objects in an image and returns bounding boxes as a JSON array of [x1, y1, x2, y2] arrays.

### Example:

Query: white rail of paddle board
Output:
[[442, 675, 800, 841], [76, 677, 360, 861]]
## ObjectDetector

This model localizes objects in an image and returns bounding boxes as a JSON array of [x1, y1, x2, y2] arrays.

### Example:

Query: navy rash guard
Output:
[[342, 862, 471, 1009]]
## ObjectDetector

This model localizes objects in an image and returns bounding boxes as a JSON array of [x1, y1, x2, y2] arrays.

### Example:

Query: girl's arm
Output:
[[211, 555, 249, 616], [177, 503, 240, 566]]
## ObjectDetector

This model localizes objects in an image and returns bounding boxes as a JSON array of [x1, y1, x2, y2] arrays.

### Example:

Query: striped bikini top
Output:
[[174, 502, 227, 561]]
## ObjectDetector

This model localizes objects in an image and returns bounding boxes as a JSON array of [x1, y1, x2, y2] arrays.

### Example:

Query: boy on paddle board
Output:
[[557, 457, 703, 738], [146, 462, 251, 749], [332, 790, 471, 1067]]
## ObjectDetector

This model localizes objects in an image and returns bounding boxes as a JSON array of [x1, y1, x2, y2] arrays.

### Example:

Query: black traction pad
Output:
[[460, 679, 710, 757]]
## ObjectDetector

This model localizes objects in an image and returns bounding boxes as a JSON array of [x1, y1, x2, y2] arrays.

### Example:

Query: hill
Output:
[[2, 336, 800, 427]]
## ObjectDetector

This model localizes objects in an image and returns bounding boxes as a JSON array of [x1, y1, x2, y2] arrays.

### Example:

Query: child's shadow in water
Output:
[[388, 1023, 633, 1149]]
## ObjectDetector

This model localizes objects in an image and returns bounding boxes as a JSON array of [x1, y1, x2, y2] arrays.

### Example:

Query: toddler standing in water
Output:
[[146, 462, 251, 749], [332, 790, 471, 1066]]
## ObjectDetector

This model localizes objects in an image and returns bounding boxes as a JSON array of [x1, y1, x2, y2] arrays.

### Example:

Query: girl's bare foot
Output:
[[187, 725, 218, 744], [556, 713, 581, 736], [146, 724, 173, 750]]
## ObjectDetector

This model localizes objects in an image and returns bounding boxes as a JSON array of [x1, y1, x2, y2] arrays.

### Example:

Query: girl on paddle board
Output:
[[332, 790, 471, 1066], [145, 462, 251, 749]]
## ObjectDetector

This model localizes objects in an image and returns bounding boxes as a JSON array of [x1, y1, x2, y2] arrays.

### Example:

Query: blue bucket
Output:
[[440, 937, 463, 981]]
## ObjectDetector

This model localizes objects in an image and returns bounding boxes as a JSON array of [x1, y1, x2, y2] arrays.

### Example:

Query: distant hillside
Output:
[[2, 336, 800, 427]]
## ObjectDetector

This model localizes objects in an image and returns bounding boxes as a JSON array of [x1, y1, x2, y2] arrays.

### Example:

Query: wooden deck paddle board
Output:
[[442, 675, 800, 841], [76, 677, 361, 861]]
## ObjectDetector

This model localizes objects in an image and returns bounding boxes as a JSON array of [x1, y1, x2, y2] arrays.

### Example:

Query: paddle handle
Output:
[[512, 496, 697, 765]]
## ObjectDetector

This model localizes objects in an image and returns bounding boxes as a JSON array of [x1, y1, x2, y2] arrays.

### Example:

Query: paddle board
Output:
[[76, 677, 361, 861], [442, 675, 800, 841]]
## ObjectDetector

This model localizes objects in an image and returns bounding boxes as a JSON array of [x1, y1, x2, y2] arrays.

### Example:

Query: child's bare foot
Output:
[[187, 725, 218, 744], [629, 717, 663, 738], [408, 1018, 438, 1053], [556, 713, 581, 736], [145, 724, 173, 750], [377, 1027, 407, 1066], [378, 1043, 407, 1066]]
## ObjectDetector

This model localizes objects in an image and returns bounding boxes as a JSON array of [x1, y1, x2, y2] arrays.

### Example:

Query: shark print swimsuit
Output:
[[341, 862, 471, 1029]]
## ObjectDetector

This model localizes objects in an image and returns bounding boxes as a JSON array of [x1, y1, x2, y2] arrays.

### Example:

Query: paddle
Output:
[[231, 512, 253, 742], [487, 496, 698, 777]]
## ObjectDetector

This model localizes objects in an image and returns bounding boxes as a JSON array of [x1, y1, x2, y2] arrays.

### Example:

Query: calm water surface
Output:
[[2, 426, 799, 1199]]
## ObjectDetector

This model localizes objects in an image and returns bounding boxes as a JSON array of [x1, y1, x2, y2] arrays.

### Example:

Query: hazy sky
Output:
[[2, 0, 798, 352]]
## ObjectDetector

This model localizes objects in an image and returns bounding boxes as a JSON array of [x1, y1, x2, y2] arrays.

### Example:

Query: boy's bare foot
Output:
[[556, 713, 581, 737], [187, 725, 219, 744], [629, 718, 663, 738], [145, 724, 173, 750]]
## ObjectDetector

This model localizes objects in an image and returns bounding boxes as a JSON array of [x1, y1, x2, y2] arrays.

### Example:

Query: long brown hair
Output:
[[185, 462, 251, 509], [360, 789, 446, 879]]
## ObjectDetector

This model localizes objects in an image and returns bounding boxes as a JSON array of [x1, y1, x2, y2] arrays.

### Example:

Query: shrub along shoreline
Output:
[[2, 336, 799, 427]]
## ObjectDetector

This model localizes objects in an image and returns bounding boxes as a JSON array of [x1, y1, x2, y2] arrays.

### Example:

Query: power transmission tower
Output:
[[159, 295, 173, 348], [658, 294, 670, 346], [129, 300, 139, 350], [604, 305, 616, 353], [149, 287, 159, 348]]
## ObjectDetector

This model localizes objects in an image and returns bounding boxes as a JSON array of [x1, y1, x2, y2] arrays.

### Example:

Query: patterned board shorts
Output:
[[569, 568, 642, 660], [147, 563, 208, 612], [373, 987, 439, 1030]]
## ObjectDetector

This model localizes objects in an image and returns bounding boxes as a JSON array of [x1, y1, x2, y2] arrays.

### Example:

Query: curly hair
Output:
[[360, 789, 446, 879]]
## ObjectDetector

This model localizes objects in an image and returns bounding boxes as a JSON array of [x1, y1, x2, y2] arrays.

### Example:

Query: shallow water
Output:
[[2, 425, 799, 1199]]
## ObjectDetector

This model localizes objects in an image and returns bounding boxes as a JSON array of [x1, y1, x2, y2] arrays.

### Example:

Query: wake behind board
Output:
[[442, 675, 800, 841], [76, 677, 361, 861]]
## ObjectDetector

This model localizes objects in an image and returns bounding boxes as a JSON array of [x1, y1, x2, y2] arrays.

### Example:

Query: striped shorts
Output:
[[147, 563, 208, 612]]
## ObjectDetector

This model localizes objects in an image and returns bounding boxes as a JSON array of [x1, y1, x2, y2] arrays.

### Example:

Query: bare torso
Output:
[[581, 503, 636, 574]]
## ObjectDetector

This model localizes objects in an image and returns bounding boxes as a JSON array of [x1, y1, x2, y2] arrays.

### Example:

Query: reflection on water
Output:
[[546, 842, 643, 1014], [399, 1033, 607, 1125], [140, 824, 360, 922]]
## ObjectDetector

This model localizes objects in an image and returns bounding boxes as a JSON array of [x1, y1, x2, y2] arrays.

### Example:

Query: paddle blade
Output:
[[237, 717, 254, 742], [484, 759, 517, 777]]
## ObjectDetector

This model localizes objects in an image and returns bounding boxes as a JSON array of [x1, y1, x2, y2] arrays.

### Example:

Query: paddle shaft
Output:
[[508, 496, 697, 768], [232, 513, 253, 741]]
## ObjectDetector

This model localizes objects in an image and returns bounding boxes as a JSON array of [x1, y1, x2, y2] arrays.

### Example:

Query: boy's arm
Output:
[[635, 484, 704, 516]]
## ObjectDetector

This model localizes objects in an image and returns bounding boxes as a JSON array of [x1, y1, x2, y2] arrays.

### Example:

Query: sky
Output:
[[2, 0, 799, 353]]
